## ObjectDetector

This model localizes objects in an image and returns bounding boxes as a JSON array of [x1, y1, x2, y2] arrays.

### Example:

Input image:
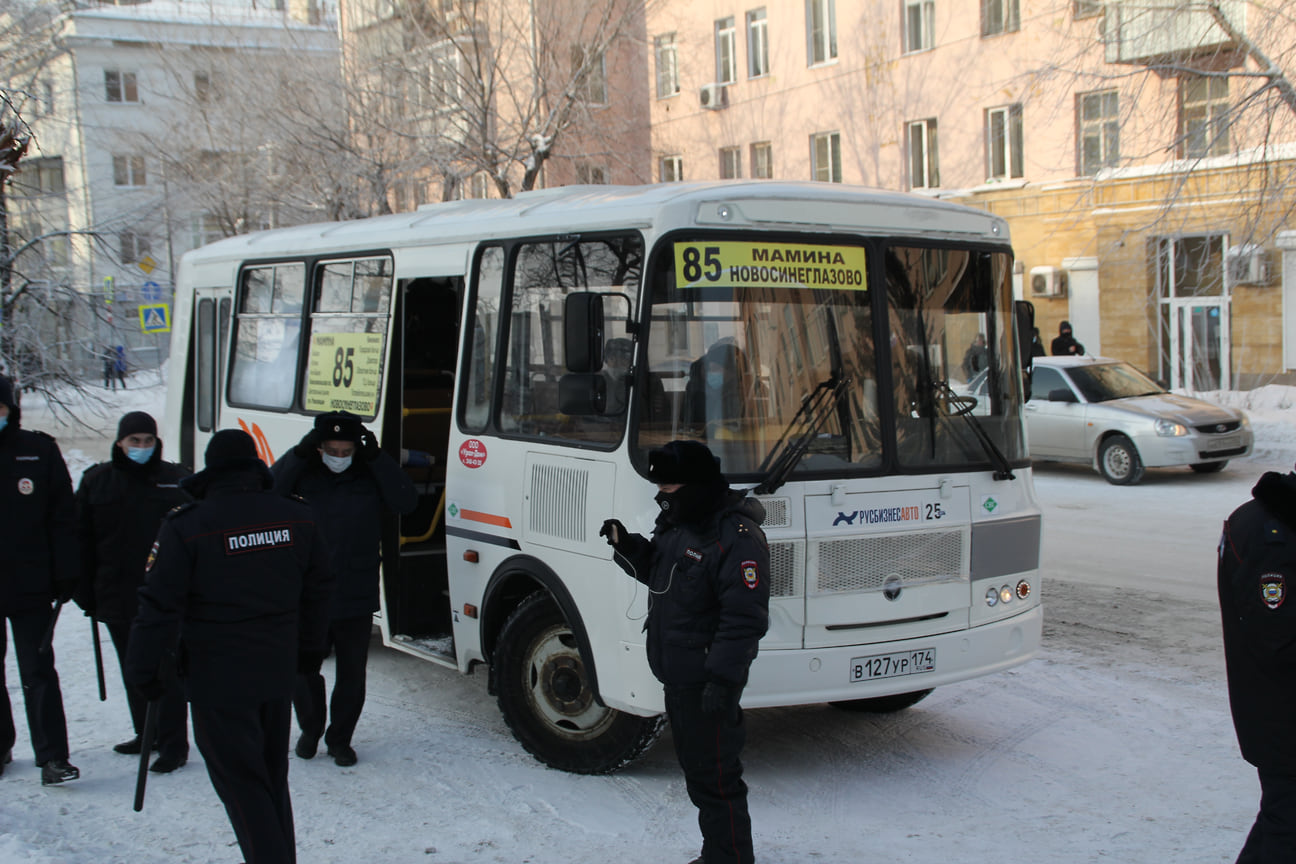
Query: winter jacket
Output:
[[1219, 470, 1296, 772], [612, 490, 770, 686], [75, 443, 190, 624], [126, 467, 331, 706], [271, 448, 416, 620], [0, 407, 78, 616]]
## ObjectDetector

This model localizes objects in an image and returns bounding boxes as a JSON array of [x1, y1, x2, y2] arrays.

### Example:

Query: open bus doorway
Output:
[[381, 276, 463, 662]]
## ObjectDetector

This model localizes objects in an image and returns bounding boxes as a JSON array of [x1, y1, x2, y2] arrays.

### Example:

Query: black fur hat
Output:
[[646, 440, 722, 485], [314, 411, 363, 443]]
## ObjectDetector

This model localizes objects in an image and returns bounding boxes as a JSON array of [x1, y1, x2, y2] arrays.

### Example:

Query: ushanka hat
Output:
[[646, 440, 723, 485], [314, 411, 364, 443]]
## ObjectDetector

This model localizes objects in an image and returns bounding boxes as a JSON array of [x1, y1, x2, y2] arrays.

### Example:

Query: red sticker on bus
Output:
[[459, 438, 488, 468]]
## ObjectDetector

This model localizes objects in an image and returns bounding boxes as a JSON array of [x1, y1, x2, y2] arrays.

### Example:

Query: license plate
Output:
[[1204, 433, 1241, 452], [849, 648, 936, 682]]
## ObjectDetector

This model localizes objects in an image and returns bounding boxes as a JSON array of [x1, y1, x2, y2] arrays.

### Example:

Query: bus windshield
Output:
[[636, 237, 1025, 479]]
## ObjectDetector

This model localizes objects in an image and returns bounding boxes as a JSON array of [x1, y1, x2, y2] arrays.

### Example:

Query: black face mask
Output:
[[655, 482, 725, 526]]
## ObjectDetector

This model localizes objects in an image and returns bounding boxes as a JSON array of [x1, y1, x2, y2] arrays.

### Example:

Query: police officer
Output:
[[127, 429, 331, 864], [75, 411, 190, 771], [272, 411, 415, 767], [1220, 468, 1296, 863], [0, 373, 81, 785], [601, 440, 769, 864]]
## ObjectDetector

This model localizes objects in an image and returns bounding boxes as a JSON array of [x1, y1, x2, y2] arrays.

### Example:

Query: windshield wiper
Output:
[[754, 374, 851, 495], [929, 378, 1016, 481]]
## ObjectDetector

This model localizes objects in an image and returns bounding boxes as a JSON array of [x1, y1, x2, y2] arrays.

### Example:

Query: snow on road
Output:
[[1, 378, 1290, 863]]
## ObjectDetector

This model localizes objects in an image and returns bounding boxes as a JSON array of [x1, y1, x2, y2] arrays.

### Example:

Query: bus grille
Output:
[[527, 463, 589, 542], [812, 530, 965, 595], [768, 541, 803, 598], [758, 497, 791, 529]]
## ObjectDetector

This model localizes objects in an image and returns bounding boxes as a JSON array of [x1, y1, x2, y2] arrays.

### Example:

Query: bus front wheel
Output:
[[829, 688, 933, 713], [494, 592, 664, 774]]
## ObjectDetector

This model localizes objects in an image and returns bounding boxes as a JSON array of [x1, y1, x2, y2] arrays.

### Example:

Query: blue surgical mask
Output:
[[321, 453, 352, 474], [706, 371, 724, 390], [0, 416, 7, 432], [127, 446, 155, 465]]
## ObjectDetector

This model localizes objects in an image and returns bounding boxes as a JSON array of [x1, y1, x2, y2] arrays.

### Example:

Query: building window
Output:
[[191, 213, 223, 249], [30, 157, 65, 194], [747, 9, 769, 78], [751, 141, 773, 178], [1078, 89, 1119, 175], [720, 147, 742, 179], [715, 17, 737, 85], [119, 230, 151, 265], [1074, 0, 1102, 18], [430, 40, 462, 107], [464, 172, 491, 199], [811, 131, 841, 183], [194, 71, 217, 102], [986, 104, 1023, 179], [112, 155, 146, 187], [981, 0, 1019, 36], [907, 118, 939, 188], [904, 0, 934, 53], [576, 163, 608, 184], [31, 81, 54, 117], [660, 155, 684, 183], [104, 69, 139, 103], [807, 0, 837, 65], [655, 33, 680, 98], [571, 46, 607, 106], [1181, 75, 1229, 158]]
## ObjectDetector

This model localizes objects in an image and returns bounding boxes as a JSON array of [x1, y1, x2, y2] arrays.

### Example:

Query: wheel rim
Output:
[[1103, 443, 1131, 479], [520, 624, 616, 742]]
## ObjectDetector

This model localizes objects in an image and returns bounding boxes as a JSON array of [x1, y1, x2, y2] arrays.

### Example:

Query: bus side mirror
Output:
[[565, 293, 604, 373], [1014, 299, 1035, 401], [559, 373, 606, 415]]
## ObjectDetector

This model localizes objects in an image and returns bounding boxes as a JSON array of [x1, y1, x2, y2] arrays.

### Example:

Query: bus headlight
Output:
[[985, 587, 999, 607], [999, 585, 1014, 604]]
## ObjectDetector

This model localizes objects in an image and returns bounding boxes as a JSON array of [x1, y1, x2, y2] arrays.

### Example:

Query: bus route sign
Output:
[[303, 331, 385, 416], [674, 241, 867, 292]]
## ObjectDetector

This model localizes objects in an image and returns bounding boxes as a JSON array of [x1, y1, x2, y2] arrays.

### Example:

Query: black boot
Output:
[[0, 749, 11, 777], [113, 735, 142, 755], [327, 744, 357, 767], [295, 733, 319, 759], [40, 759, 80, 785], [149, 753, 188, 773]]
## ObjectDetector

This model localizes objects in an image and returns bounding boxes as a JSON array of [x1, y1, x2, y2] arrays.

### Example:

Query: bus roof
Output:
[[181, 181, 1011, 268]]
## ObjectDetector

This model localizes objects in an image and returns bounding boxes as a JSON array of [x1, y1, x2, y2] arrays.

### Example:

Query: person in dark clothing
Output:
[[1030, 327, 1047, 357], [126, 429, 331, 864], [961, 333, 988, 379], [75, 411, 190, 772], [0, 374, 81, 785], [1219, 470, 1296, 863], [272, 411, 416, 767], [600, 440, 770, 864], [1051, 320, 1085, 356], [683, 342, 752, 433]]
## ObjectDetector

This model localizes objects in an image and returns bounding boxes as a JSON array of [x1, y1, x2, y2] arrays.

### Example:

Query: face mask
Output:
[[706, 371, 724, 390], [0, 416, 7, 433], [127, 446, 155, 465], [321, 453, 352, 474]]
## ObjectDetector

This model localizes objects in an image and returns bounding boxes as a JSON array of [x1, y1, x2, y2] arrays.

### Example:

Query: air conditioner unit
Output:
[[699, 83, 728, 110], [1029, 266, 1068, 298], [1227, 244, 1272, 285]]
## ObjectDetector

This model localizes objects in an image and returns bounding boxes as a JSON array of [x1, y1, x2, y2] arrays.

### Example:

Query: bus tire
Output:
[[828, 688, 933, 713], [494, 592, 665, 774]]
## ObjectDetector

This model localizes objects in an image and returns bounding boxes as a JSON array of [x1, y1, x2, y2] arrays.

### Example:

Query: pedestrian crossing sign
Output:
[[139, 303, 170, 333]]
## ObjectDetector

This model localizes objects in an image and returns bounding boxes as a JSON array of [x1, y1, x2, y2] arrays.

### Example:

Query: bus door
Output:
[[382, 275, 465, 663], [190, 286, 233, 469]]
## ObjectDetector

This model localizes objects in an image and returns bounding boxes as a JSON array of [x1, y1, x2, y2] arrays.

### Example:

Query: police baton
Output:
[[91, 618, 107, 702], [38, 599, 64, 655], [133, 698, 159, 812]]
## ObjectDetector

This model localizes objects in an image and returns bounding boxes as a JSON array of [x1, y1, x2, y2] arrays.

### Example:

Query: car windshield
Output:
[[1066, 362, 1165, 402]]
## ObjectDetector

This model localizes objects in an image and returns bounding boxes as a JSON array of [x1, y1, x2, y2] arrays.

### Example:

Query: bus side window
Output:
[[462, 246, 504, 433], [228, 263, 304, 410]]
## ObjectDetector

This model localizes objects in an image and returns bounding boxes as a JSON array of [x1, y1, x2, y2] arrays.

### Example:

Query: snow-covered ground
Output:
[[2, 378, 1292, 864]]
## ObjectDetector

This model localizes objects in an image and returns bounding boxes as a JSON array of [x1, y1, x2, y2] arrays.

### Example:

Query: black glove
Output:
[[293, 428, 323, 458], [136, 678, 167, 701], [359, 429, 381, 463], [599, 519, 626, 549], [700, 680, 739, 716], [297, 650, 325, 676]]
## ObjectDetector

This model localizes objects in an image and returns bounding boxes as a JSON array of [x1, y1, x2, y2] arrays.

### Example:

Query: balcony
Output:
[[1103, 0, 1246, 66]]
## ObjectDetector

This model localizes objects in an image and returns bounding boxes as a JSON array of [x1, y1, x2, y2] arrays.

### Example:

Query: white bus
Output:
[[165, 181, 1043, 773]]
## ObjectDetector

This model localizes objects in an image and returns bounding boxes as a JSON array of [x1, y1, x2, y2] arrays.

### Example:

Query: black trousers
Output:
[[192, 697, 295, 864], [293, 615, 371, 749], [0, 607, 70, 764], [664, 684, 754, 864], [105, 618, 188, 759], [1238, 768, 1296, 864]]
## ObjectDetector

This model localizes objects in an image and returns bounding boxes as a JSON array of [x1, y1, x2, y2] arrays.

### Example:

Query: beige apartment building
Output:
[[646, 0, 1296, 389]]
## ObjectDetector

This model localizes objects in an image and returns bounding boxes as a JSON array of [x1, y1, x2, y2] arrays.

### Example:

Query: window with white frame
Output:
[[904, 0, 934, 53], [1078, 89, 1119, 175], [119, 230, 151, 265], [191, 213, 224, 249], [715, 17, 737, 85], [986, 104, 1023, 179], [660, 155, 683, 183], [104, 69, 139, 103], [751, 141, 773, 178], [576, 163, 608, 184], [907, 118, 939, 188], [572, 46, 608, 105], [1181, 75, 1229, 158], [807, 0, 837, 65], [431, 40, 462, 107], [1074, 0, 1102, 18], [112, 155, 146, 187], [720, 146, 742, 179], [33, 81, 54, 117], [981, 0, 1019, 36], [655, 33, 680, 98], [32, 157, 65, 194], [194, 71, 218, 103], [811, 131, 841, 182], [747, 9, 769, 77]]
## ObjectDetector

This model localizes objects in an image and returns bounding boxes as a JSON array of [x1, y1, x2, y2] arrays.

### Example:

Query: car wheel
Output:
[[1098, 435, 1145, 485], [829, 689, 933, 713], [1190, 461, 1228, 474]]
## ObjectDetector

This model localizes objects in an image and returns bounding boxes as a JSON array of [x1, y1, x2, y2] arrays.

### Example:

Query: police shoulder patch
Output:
[[741, 560, 760, 590], [1260, 573, 1286, 610], [145, 539, 160, 573]]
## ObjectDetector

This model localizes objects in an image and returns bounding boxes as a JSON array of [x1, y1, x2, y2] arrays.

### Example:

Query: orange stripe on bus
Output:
[[459, 509, 512, 528]]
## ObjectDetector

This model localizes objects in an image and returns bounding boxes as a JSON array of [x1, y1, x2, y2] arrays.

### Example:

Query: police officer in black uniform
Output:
[[272, 411, 415, 767], [1220, 468, 1296, 863], [75, 411, 191, 771], [127, 429, 331, 864], [601, 440, 770, 864], [0, 373, 81, 785]]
